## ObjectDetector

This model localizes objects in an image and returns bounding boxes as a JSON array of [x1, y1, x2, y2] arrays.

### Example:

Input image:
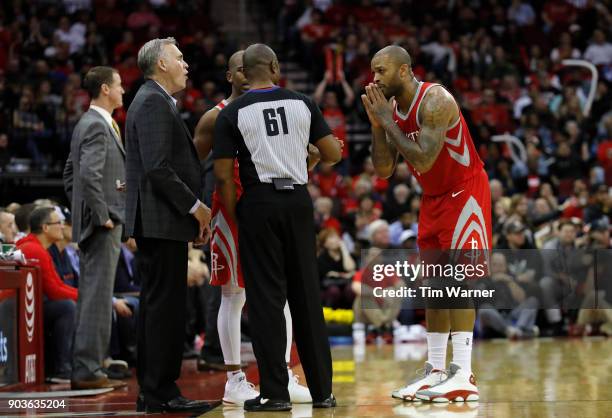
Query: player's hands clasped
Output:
[[361, 83, 394, 128]]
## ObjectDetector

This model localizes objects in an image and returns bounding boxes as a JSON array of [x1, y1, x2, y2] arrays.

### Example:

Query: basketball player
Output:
[[361, 46, 491, 403], [193, 51, 312, 406]]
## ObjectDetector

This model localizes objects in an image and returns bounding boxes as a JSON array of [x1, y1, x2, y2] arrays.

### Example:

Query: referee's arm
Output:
[[212, 112, 238, 224]]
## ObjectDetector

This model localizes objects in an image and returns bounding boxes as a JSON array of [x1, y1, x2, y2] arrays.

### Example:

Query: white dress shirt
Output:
[[90, 104, 114, 131]]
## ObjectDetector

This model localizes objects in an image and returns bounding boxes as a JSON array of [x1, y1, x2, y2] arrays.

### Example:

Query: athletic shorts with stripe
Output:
[[210, 192, 244, 288]]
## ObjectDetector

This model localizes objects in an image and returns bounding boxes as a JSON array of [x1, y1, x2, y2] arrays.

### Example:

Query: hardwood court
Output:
[[1, 338, 610, 417]]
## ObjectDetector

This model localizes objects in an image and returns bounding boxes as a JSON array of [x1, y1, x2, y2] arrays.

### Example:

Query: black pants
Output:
[[238, 185, 332, 402], [135, 237, 187, 402], [43, 299, 76, 376]]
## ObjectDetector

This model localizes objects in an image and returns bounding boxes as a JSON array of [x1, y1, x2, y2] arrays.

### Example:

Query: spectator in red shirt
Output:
[[314, 70, 355, 173], [542, 0, 576, 36], [314, 196, 342, 234], [113, 31, 136, 64], [312, 162, 343, 198], [126, 3, 161, 31], [471, 89, 511, 133], [16, 206, 77, 382], [597, 116, 612, 185]]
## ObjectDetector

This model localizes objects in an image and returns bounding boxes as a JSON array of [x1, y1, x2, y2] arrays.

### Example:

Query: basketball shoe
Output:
[[288, 369, 312, 403], [223, 371, 259, 406], [391, 362, 448, 401], [415, 363, 478, 402]]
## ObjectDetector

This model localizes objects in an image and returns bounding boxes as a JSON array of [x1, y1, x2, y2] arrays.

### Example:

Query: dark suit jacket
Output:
[[124, 80, 202, 241], [63, 108, 126, 243]]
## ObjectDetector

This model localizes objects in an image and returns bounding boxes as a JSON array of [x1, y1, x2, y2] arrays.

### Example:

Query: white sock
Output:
[[283, 301, 292, 364], [218, 284, 246, 366], [451, 331, 473, 374], [426, 332, 448, 370]]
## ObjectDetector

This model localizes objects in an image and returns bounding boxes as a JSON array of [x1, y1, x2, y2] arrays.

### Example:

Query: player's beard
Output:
[[383, 79, 403, 99]]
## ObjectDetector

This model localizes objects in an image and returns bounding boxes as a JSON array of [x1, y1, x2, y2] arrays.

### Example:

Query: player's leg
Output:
[[392, 205, 449, 401], [219, 283, 259, 406], [283, 303, 312, 403], [211, 203, 259, 406], [416, 172, 491, 402]]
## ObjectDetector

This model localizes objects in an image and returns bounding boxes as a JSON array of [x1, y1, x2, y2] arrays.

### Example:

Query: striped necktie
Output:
[[111, 119, 122, 143]]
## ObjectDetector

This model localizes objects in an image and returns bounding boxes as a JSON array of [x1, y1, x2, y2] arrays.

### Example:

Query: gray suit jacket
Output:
[[124, 80, 202, 241], [63, 108, 126, 244]]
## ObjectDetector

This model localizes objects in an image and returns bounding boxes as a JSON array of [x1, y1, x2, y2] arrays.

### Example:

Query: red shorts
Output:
[[210, 192, 244, 288], [417, 170, 492, 277]]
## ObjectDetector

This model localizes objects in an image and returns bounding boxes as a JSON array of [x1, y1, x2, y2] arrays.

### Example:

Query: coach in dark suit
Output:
[[63, 66, 127, 390], [125, 37, 212, 414]]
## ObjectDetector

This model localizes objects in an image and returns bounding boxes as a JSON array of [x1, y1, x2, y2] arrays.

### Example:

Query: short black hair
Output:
[[14, 203, 38, 232], [29, 206, 55, 234], [83, 66, 117, 99]]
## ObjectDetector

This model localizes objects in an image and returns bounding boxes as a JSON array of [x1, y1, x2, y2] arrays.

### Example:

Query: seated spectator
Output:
[[0, 133, 9, 171], [540, 219, 588, 335], [14, 203, 37, 241], [507, 0, 536, 27], [389, 211, 417, 248], [583, 29, 612, 66], [12, 95, 51, 168], [48, 207, 78, 288], [0, 209, 17, 244], [317, 228, 356, 308], [16, 206, 77, 383], [584, 183, 611, 224], [109, 239, 140, 366], [126, 3, 161, 30], [477, 252, 539, 339], [312, 163, 344, 198], [314, 196, 342, 233], [354, 195, 383, 243], [573, 218, 612, 336], [383, 184, 412, 223], [352, 220, 402, 343]]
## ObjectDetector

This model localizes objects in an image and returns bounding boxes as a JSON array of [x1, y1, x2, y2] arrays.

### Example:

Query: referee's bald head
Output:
[[243, 44, 280, 83]]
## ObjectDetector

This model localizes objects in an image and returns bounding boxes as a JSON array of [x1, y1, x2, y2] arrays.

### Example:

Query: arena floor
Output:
[[1, 338, 610, 417]]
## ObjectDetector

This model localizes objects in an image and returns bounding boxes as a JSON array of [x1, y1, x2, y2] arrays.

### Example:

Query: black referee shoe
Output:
[[313, 394, 336, 408], [244, 395, 291, 412]]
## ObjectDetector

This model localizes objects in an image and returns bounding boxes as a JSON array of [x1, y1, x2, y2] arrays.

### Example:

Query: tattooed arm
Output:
[[362, 83, 458, 173]]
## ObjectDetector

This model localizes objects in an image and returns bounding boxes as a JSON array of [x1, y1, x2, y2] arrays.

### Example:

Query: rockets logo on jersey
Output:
[[392, 82, 483, 196]]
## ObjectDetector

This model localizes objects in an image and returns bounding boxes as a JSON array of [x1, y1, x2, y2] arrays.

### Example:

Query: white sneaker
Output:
[[288, 369, 312, 403], [391, 361, 447, 401], [223, 371, 259, 406], [415, 362, 479, 402]]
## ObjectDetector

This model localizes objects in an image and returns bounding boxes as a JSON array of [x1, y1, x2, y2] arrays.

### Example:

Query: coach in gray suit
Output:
[[63, 66, 127, 390], [125, 38, 212, 414]]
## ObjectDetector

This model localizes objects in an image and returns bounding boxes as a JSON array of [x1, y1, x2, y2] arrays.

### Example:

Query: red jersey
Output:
[[392, 82, 483, 196], [212, 99, 242, 205]]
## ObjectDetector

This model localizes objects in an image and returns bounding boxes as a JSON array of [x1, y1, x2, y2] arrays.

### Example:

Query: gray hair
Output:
[[137, 37, 177, 78]]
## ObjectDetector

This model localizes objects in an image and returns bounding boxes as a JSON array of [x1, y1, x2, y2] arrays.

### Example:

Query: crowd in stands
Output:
[[1, 1, 612, 376]]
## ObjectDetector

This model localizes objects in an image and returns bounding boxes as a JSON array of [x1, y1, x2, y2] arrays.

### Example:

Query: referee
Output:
[[213, 43, 341, 412]]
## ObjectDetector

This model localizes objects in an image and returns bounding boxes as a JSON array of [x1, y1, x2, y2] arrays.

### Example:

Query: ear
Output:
[[158, 57, 167, 73], [271, 60, 279, 75], [226, 70, 232, 83], [100, 83, 111, 96], [399, 64, 410, 79]]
